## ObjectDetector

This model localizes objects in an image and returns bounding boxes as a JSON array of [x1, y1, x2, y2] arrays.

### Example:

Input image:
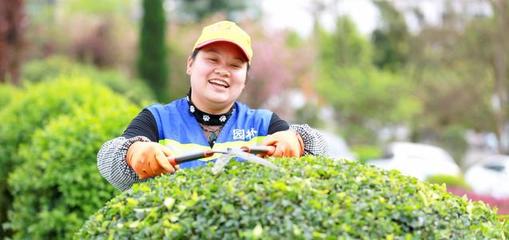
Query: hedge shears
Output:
[[166, 145, 279, 174]]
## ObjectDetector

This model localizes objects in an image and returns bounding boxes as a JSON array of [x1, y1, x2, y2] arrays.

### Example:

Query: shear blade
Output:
[[231, 149, 280, 170], [211, 153, 234, 175]]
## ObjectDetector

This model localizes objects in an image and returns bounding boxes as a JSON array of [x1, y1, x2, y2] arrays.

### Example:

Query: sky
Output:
[[261, 0, 378, 36], [260, 0, 492, 37]]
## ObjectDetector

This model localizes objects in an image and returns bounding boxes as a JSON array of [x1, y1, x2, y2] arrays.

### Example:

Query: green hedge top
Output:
[[77, 157, 507, 239]]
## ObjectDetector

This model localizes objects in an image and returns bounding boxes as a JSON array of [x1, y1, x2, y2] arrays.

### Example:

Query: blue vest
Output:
[[147, 98, 273, 169]]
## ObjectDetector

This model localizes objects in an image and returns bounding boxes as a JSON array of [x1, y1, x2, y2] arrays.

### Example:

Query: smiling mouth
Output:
[[208, 79, 230, 88]]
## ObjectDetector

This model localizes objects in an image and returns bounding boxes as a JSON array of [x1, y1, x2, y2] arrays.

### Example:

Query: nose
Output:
[[214, 68, 230, 78]]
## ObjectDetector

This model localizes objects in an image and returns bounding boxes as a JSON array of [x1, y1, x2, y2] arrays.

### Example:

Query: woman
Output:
[[98, 21, 325, 191]]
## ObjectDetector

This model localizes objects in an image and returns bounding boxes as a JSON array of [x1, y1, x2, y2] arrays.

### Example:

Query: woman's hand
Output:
[[126, 142, 177, 179], [262, 130, 304, 157]]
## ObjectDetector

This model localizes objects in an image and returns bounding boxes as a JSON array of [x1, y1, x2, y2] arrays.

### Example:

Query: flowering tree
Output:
[[240, 23, 315, 120]]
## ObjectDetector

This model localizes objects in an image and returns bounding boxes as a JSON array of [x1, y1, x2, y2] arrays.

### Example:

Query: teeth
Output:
[[209, 79, 229, 88]]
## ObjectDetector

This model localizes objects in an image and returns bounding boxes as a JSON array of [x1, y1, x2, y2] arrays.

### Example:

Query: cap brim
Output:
[[194, 39, 250, 63]]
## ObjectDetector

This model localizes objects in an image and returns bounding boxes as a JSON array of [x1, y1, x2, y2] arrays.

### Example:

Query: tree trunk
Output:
[[0, 0, 25, 85], [490, 0, 509, 153]]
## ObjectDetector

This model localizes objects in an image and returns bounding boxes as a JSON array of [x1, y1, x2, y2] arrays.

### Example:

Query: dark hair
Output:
[[190, 49, 251, 78]]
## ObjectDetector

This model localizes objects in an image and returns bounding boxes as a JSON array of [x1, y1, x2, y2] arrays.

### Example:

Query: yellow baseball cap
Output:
[[192, 21, 253, 64]]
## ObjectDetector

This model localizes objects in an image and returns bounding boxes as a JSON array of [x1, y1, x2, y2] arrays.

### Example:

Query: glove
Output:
[[126, 141, 177, 179], [262, 130, 304, 157]]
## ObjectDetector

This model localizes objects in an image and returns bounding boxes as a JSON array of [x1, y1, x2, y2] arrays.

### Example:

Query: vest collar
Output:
[[186, 91, 234, 126]]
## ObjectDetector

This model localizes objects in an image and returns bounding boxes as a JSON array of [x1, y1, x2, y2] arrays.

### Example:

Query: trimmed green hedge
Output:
[[23, 56, 155, 104], [77, 157, 507, 239], [6, 83, 139, 239]]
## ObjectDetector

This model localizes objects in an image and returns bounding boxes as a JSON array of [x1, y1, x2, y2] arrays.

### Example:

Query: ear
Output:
[[186, 56, 193, 75]]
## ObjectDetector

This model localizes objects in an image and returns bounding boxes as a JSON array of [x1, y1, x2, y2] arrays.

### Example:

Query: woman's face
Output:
[[187, 41, 248, 114]]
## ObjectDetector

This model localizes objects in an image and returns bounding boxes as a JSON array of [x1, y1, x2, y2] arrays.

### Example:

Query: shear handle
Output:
[[168, 150, 214, 166], [240, 145, 276, 156]]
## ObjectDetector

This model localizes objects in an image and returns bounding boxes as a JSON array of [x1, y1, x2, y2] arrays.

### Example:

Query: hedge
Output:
[[448, 187, 509, 215], [0, 77, 135, 238], [6, 85, 139, 239], [0, 78, 96, 235], [426, 174, 471, 190], [0, 84, 21, 109], [77, 156, 507, 239], [0, 84, 22, 237], [22, 56, 155, 104], [0, 77, 118, 178]]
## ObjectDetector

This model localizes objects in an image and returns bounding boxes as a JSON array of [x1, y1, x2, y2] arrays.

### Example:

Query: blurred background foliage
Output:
[[1, 0, 509, 238]]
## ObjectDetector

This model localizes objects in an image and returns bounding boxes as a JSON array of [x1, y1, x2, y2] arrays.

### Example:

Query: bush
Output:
[[77, 156, 506, 239], [0, 84, 23, 237], [23, 56, 155, 104], [0, 78, 103, 235], [0, 77, 116, 182], [22, 56, 80, 83], [426, 174, 471, 190], [447, 187, 509, 215], [6, 87, 139, 239], [0, 84, 21, 109], [0, 77, 134, 238], [351, 144, 381, 163]]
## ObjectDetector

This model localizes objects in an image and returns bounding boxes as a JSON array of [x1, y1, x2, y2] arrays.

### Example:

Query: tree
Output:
[[138, 0, 169, 102], [318, 17, 372, 68], [371, 1, 410, 71], [0, 0, 25, 85], [488, 0, 509, 153], [172, 0, 256, 22], [406, 0, 509, 153], [316, 17, 419, 144]]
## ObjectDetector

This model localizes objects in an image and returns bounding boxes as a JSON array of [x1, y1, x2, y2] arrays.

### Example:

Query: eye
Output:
[[230, 64, 241, 69], [207, 58, 218, 63]]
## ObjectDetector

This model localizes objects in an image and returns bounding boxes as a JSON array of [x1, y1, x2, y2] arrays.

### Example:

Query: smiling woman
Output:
[[187, 41, 248, 114], [97, 20, 326, 191]]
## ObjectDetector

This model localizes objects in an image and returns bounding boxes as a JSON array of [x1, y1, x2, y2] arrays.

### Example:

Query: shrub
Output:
[[0, 84, 23, 237], [23, 56, 155, 104], [351, 144, 381, 163], [0, 84, 22, 109], [77, 156, 506, 239], [426, 174, 471, 190], [22, 56, 80, 83], [447, 187, 509, 215], [0, 77, 132, 237], [0, 77, 115, 182], [6, 88, 139, 239], [0, 78, 97, 234]]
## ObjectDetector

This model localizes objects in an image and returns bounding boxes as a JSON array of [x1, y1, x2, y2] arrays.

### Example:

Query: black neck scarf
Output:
[[186, 90, 234, 126]]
